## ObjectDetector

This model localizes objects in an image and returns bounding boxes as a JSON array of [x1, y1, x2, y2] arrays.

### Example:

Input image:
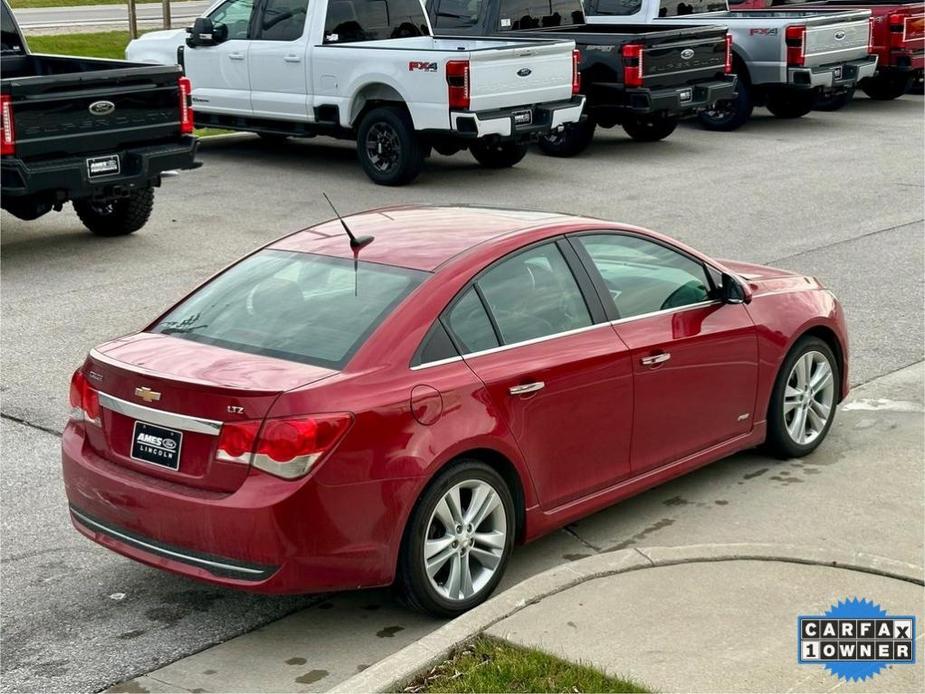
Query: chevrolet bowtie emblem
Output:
[[134, 386, 161, 403]]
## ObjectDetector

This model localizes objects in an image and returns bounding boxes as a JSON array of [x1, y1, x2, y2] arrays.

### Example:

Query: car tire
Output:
[[536, 117, 596, 157], [813, 88, 854, 111], [765, 90, 816, 119], [861, 73, 913, 100], [397, 460, 515, 618], [356, 106, 425, 186], [765, 336, 840, 460], [697, 83, 752, 131], [469, 140, 528, 169], [73, 188, 154, 237], [621, 114, 678, 142]]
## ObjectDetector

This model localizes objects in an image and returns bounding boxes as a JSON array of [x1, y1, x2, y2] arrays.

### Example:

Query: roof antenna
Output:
[[323, 193, 374, 296]]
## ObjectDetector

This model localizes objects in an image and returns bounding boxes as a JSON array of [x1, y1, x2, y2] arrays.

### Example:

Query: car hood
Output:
[[719, 259, 821, 295]]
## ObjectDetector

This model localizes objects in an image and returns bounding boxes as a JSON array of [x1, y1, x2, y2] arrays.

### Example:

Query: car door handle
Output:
[[228, 52, 245, 60], [284, 55, 302, 63], [509, 382, 545, 396], [641, 353, 671, 366]]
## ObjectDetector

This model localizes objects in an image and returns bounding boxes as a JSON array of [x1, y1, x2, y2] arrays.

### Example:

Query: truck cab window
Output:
[[586, 0, 642, 16], [499, 0, 583, 28], [208, 0, 256, 39], [256, 0, 310, 40], [324, 0, 429, 43], [656, 0, 727, 16], [433, 0, 485, 29]]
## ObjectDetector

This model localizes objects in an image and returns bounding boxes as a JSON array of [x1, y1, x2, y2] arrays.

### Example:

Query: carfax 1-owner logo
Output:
[[798, 598, 917, 682]]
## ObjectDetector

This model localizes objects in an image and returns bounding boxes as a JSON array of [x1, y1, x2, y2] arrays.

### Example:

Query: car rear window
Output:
[[152, 250, 427, 369]]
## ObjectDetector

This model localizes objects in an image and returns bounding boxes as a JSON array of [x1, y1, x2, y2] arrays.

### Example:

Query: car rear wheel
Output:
[[536, 117, 596, 157], [356, 106, 425, 186], [621, 114, 678, 142], [469, 140, 528, 169], [765, 90, 816, 119], [861, 73, 913, 100], [697, 83, 752, 132], [766, 336, 839, 459], [813, 88, 854, 112], [73, 188, 154, 237], [397, 461, 515, 617]]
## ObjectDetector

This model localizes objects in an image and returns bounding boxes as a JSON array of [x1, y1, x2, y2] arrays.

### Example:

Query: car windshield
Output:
[[152, 249, 427, 369]]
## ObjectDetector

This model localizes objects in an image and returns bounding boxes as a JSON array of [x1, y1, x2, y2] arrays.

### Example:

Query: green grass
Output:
[[27, 30, 134, 60], [11, 0, 160, 9], [403, 636, 651, 694]]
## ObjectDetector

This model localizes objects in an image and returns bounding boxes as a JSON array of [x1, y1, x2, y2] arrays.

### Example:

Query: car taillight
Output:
[[68, 369, 101, 427], [785, 25, 806, 67], [1, 94, 15, 156], [888, 12, 906, 49], [216, 413, 353, 479], [622, 43, 644, 88], [446, 60, 470, 110], [724, 34, 733, 74], [572, 49, 581, 93], [178, 76, 194, 134]]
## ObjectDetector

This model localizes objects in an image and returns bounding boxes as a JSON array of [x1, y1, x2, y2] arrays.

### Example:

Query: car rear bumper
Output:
[[0, 136, 199, 201], [448, 96, 585, 140], [61, 422, 420, 593], [787, 55, 878, 90], [615, 76, 738, 116]]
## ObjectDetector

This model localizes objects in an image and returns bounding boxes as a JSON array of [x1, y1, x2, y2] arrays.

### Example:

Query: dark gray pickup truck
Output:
[[428, 0, 737, 155], [0, 1, 198, 235]]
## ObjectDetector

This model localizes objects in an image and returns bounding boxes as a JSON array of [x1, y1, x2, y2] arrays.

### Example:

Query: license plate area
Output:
[[87, 154, 120, 178], [832, 66, 843, 80], [131, 421, 182, 470], [513, 110, 533, 127], [679, 88, 693, 103]]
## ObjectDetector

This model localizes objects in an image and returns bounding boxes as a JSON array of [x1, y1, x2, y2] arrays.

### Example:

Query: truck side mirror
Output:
[[187, 18, 224, 48]]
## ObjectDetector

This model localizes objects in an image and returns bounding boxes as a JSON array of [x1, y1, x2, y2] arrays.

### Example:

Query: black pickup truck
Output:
[[427, 0, 737, 155], [1, 1, 198, 236]]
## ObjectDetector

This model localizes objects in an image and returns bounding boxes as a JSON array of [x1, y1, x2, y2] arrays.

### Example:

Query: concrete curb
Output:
[[329, 543, 924, 694]]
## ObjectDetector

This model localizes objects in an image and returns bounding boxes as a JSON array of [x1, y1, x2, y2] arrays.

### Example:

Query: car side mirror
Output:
[[721, 273, 751, 304], [187, 18, 225, 47]]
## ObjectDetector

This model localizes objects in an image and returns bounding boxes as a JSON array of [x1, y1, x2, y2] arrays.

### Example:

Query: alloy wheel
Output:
[[365, 122, 401, 173], [423, 480, 507, 602], [783, 350, 835, 445]]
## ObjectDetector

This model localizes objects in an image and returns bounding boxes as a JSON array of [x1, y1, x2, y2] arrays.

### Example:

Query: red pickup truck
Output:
[[732, 0, 924, 104]]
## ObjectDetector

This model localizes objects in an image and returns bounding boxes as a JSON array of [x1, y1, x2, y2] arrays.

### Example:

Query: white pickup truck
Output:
[[127, 0, 583, 184]]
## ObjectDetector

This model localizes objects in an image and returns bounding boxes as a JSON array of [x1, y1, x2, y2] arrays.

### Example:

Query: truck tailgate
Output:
[[636, 27, 729, 90], [803, 13, 872, 65], [467, 41, 575, 112]]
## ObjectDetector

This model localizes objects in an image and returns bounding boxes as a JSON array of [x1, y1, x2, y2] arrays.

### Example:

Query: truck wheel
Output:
[[861, 73, 912, 101], [813, 88, 854, 112], [469, 141, 528, 169], [697, 84, 752, 132], [73, 188, 154, 237], [621, 114, 678, 142], [356, 107, 425, 186], [765, 90, 815, 119], [536, 117, 596, 157]]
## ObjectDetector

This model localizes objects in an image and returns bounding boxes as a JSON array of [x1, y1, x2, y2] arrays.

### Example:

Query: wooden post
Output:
[[127, 0, 138, 39], [162, 0, 172, 29]]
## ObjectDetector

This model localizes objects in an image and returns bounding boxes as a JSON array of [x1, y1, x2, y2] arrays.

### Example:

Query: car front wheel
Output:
[[398, 461, 515, 617]]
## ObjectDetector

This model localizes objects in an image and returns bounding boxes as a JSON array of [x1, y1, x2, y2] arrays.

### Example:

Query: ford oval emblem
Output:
[[517, 67, 532, 77], [834, 30, 847, 41], [89, 100, 115, 116], [680, 48, 695, 60]]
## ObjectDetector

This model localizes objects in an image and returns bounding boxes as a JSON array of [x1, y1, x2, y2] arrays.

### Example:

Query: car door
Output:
[[248, 0, 312, 120], [442, 240, 635, 510], [184, 0, 257, 114], [570, 232, 759, 475]]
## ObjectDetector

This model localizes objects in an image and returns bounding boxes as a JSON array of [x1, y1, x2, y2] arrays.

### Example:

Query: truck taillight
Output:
[[216, 413, 353, 480], [888, 12, 906, 48], [724, 34, 733, 73], [1, 94, 14, 156], [622, 43, 644, 88], [785, 25, 806, 67], [178, 76, 194, 134], [446, 60, 470, 110], [572, 49, 581, 93], [68, 370, 101, 427]]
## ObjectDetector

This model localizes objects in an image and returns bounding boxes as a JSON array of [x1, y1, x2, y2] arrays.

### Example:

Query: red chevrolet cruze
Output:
[[63, 206, 849, 616]]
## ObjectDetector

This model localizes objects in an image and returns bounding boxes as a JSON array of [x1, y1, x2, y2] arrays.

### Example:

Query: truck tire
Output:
[[621, 114, 678, 142], [469, 140, 528, 169], [697, 83, 752, 131], [356, 106, 425, 186], [73, 188, 154, 237], [861, 73, 912, 100], [813, 88, 854, 111], [765, 90, 815, 119], [536, 117, 596, 157]]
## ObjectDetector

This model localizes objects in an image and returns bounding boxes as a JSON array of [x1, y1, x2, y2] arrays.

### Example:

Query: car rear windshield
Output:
[[152, 250, 427, 369]]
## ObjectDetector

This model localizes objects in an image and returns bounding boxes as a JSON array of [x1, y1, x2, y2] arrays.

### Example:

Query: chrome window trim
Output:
[[98, 392, 223, 436], [410, 355, 465, 371], [609, 300, 721, 326]]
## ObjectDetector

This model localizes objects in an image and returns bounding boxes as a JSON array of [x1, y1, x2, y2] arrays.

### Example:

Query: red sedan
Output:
[[62, 206, 849, 616]]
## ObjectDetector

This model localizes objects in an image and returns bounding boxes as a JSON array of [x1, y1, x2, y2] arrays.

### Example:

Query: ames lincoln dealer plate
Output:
[[131, 421, 182, 470]]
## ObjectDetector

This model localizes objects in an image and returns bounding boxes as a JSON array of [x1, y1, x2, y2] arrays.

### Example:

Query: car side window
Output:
[[255, 0, 309, 40], [323, 0, 429, 43], [476, 243, 592, 345], [446, 288, 500, 354], [208, 0, 257, 39], [576, 234, 713, 319]]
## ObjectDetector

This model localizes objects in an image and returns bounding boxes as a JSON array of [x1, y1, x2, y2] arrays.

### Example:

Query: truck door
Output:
[[184, 0, 256, 115], [248, 0, 312, 120]]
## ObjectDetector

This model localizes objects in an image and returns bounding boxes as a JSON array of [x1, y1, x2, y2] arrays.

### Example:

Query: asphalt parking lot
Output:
[[1, 95, 923, 693]]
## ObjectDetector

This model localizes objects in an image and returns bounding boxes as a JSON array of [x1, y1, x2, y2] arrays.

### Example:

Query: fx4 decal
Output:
[[750, 27, 779, 36], [409, 61, 438, 71]]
